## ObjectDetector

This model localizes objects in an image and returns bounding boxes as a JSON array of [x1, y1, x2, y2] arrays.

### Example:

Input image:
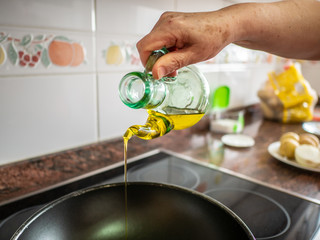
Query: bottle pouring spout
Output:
[[124, 111, 173, 141]]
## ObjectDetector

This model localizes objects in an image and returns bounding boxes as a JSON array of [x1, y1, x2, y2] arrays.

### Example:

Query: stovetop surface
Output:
[[1, 149, 320, 240]]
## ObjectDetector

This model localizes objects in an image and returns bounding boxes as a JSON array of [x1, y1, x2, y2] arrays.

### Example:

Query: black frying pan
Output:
[[11, 182, 255, 240]]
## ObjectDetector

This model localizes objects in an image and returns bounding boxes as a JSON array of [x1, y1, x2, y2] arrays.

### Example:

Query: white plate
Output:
[[268, 141, 320, 173], [302, 122, 320, 136], [221, 134, 255, 148]]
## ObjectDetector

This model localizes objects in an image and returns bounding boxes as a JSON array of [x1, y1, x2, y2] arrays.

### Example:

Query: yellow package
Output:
[[258, 63, 317, 123]]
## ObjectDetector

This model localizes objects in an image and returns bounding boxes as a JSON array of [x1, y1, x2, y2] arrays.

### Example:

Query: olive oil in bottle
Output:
[[124, 110, 204, 140]]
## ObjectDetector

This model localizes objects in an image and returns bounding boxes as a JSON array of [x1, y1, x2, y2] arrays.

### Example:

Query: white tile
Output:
[[98, 72, 148, 140], [205, 70, 251, 109], [0, 74, 97, 165], [204, 63, 275, 110], [96, 33, 143, 72], [301, 62, 320, 95], [0, 0, 94, 31], [249, 64, 275, 105], [0, 27, 95, 76], [96, 0, 175, 35], [176, 0, 225, 11]]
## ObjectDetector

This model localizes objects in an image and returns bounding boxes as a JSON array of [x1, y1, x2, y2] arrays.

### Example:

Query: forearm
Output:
[[229, 0, 320, 60], [136, 0, 320, 78]]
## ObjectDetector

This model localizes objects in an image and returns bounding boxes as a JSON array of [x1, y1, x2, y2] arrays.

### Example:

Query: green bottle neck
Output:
[[119, 47, 171, 110], [119, 72, 166, 109]]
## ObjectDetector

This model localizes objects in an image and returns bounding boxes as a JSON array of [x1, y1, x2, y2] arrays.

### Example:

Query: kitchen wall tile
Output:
[[0, 74, 97, 165], [98, 72, 147, 140], [0, 27, 95, 76], [301, 62, 320, 95], [249, 64, 275, 105], [96, 0, 175, 35], [204, 65, 272, 109], [2, 0, 310, 166], [0, 0, 94, 31], [176, 0, 225, 11], [96, 33, 142, 73]]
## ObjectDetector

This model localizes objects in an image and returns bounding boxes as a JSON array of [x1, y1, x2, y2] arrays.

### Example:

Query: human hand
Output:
[[136, 11, 234, 79]]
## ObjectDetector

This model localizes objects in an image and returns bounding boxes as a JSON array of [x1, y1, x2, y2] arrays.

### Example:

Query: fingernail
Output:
[[157, 67, 166, 79]]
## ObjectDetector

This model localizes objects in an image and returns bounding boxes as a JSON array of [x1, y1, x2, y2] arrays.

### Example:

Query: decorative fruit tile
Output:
[[96, 33, 143, 72], [0, 27, 95, 76]]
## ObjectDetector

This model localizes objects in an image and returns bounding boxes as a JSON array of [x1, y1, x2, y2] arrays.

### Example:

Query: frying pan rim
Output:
[[11, 181, 255, 240]]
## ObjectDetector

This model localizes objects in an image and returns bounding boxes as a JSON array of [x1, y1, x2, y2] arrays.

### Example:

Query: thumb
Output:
[[152, 50, 195, 79]]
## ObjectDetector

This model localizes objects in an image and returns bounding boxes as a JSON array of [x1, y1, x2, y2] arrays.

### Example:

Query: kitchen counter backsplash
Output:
[[1, 0, 306, 166]]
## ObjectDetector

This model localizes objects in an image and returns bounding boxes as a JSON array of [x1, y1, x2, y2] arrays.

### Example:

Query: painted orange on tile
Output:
[[70, 42, 84, 66], [48, 40, 84, 67], [48, 40, 73, 66]]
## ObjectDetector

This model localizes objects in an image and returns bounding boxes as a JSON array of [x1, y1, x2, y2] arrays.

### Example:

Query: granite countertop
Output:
[[1, 105, 320, 204]]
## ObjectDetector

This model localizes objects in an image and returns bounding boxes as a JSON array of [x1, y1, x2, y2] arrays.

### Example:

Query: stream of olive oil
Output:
[[123, 137, 128, 240], [123, 127, 135, 240], [122, 112, 204, 239]]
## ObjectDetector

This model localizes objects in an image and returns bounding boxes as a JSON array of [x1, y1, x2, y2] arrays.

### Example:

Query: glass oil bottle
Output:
[[119, 47, 210, 141]]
